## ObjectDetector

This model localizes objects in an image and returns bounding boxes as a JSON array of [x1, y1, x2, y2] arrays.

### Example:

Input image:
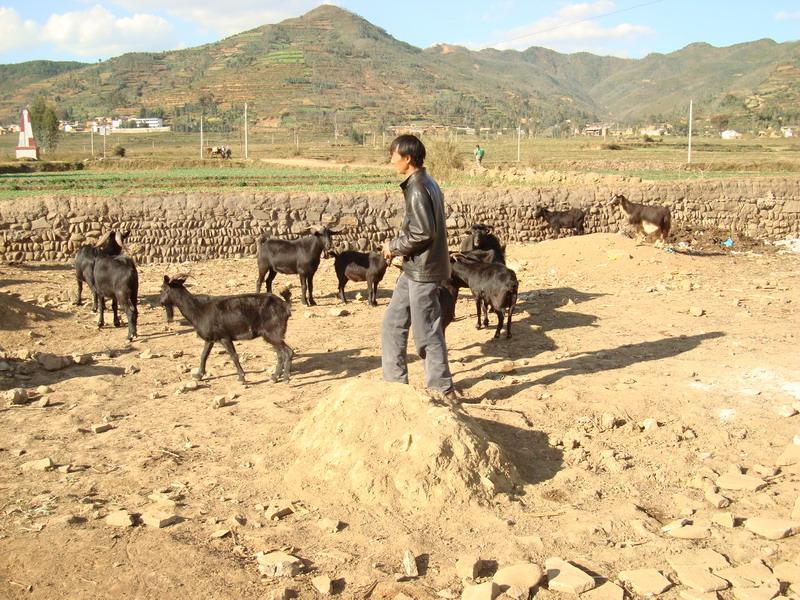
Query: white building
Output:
[[720, 129, 742, 140]]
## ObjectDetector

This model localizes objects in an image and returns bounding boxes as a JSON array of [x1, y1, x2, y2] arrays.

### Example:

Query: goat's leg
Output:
[[371, 281, 379, 307], [506, 305, 514, 339], [220, 338, 246, 382], [307, 276, 316, 306], [493, 309, 504, 339], [75, 277, 83, 306], [256, 268, 267, 293], [265, 270, 277, 295], [112, 297, 121, 328], [299, 275, 309, 306], [97, 296, 105, 328], [338, 278, 347, 303], [483, 300, 490, 328], [196, 341, 213, 380], [126, 301, 138, 341], [475, 296, 483, 329], [282, 345, 294, 382]]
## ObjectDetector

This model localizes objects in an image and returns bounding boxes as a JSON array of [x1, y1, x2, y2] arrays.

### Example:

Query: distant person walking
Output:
[[474, 144, 485, 167], [381, 134, 458, 402]]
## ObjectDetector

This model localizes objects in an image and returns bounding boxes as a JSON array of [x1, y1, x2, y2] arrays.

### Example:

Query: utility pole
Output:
[[102, 126, 106, 158], [687, 99, 693, 164], [200, 115, 204, 159], [334, 112, 339, 145], [244, 102, 248, 159], [517, 121, 521, 163], [90, 129, 94, 157]]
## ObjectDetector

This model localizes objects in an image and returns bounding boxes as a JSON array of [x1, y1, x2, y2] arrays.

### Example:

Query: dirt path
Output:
[[1, 234, 799, 599]]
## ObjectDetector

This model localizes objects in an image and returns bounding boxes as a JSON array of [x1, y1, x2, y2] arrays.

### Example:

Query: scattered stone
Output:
[[256, 551, 303, 577], [731, 579, 780, 600], [328, 308, 349, 317], [461, 582, 500, 600], [266, 588, 291, 600], [717, 561, 774, 587], [36, 385, 52, 395], [311, 575, 332, 595], [139, 349, 155, 359], [669, 524, 711, 539], [667, 549, 731, 571], [456, 556, 483, 579], [599, 413, 621, 430], [105, 510, 135, 528], [492, 563, 543, 595], [170, 351, 184, 359], [211, 395, 229, 409], [716, 472, 767, 492], [689, 306, 705, 317], [618, 569, 672, 595], [773, 563, 800, 585], [267, 505, 293, 521], [745, 518, 800, 540], [92, 423, 113, 434], [582, 581, 624, 600], [438, 590, 459, 599], [705, 489, 732, 508], [141, 508, 181, 528], [211, 529, 231, 539], [175, 380, 200, 394], [752, 464, 779, 477], [711, 512, 736, 528], [317, 518, 342, 533], [125, 364, 140, 375], [776, 443, 800, 467], [545, 557, 596, 594], [775, 405, 798, 418], [37, 353, 71, 371], [403, 550, 419, 578], [34, 397, 51, 408], [5, 387, 30, 404], [21, 457, 53, 471], [639, 418, 660, 431], [149, 391, 164, 400], [661, 518, 690, 533], [72, 353, 92, 365], [674, 566, 730, 592]]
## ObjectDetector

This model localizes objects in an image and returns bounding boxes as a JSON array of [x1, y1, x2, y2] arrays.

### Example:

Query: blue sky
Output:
[[1, 1, 798, 64]]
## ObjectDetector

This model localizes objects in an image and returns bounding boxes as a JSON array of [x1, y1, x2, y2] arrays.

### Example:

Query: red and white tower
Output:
[[16, 108, 40, 160]]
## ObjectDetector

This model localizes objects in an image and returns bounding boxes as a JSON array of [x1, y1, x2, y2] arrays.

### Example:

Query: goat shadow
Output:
[[291, 347, 382, 385], [0, 360, 127, 393], [451, 287, 604, 375], [0, 292, 71, 331], [4, 262, 74, 272], [461, 331, 725, 402]]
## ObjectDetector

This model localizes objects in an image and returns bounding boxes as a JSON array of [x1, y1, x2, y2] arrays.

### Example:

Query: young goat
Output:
[[450, 252, 518, 339], [333, 250, 388, 306], [92, 254, 139, 341], [74, 230, 128, 310], [610, 193, 671, 245], [534, 207, 585, 236], [459, 224, 506, 263], [159, 276, 293, 383], [256, 226, 336, 306]]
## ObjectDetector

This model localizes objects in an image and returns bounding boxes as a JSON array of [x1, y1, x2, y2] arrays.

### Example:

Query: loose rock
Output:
[[744, 517, 800, 540], [141, 508, 181, 528], [403, 550, 419, 578], [545, 557, 596, 594], [106, 510, 135, 528], [618, 569, 672, 595], [311, 574, 332, 595], [492, 563, 543, 595], [456, 556, 483, 580], [256, 551, 303, 577], [461, 582, 500, 600]]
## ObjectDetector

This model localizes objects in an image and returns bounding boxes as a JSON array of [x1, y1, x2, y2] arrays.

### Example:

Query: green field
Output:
[[1, 130, 799, 199]]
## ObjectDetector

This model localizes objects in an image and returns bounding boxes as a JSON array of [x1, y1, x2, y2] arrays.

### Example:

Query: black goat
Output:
[[92, 255, 138, 341], [534, 207, 585, 236], [256, 226, 336, 306], [74, 230, 128, 310], [459, 224, 506, 263], [610, 193, 671, 245], [450, 253, 518, 339], [159, 276, 293, 383], [333, 250, 388, 306]]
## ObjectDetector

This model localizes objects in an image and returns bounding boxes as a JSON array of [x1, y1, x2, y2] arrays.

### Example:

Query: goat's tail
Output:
[[663, 210, 672, 239]]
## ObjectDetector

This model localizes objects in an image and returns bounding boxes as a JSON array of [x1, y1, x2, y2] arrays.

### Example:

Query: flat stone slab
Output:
[[311, 574, 332, 595], [744, 518, 800, 540], [141, 508, 181, 528], [716, 473, 767, 492], [492, 563, 543, 593], [775, 444, 800, 467], [717, 561, 774, 587], [105, 510, 135, 528], [618, 569, 672, 595], [668, 549, 731, 571], [680, 591, 719, 600], [545, 557, 596, 595], [456, 556, 482, 580], [461, 581, 500, 600], [581, 581, 625, 600], [731, 579, 780, 600], [256, 551, 303, 577], [667, 525, 711, 539], [773, 562, 800, 585], [674, 566, 730, 592]]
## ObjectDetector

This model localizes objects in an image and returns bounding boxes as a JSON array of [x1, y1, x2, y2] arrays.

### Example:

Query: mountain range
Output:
[[1, 5, 798, 132]]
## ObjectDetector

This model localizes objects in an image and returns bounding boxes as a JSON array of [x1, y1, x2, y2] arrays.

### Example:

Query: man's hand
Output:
[[382, 240, 393, 261]]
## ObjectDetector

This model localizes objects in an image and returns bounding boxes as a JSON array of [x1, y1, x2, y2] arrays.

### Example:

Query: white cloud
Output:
[[775, 10, 800, 21], [41, 5, 174, 57], [109, 0, 324, 36], [0, 6, 41, 54], [468, 1, 652, 53]]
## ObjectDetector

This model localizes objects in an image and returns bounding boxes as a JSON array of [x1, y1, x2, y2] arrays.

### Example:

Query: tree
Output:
[[710, 113, 731, 132], [29, 96, 60, 153]]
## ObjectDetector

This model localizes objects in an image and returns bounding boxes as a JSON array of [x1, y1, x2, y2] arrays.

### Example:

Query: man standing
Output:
[[381, 135, 458, 402], [474, 144, 485, 167]]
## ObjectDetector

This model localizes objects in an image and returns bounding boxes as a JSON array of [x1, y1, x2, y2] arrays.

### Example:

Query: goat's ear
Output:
[[163, 275, 171, 285]]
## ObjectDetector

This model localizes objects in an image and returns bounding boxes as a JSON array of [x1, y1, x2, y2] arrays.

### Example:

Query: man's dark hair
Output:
[[389, 134, 426, 167]]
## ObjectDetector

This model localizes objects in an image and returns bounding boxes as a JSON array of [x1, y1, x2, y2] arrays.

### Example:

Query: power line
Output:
[[499, 0, 666, 46]]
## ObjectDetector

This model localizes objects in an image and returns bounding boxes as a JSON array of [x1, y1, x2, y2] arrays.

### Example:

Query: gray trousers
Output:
[[381, 273, 454, 393]]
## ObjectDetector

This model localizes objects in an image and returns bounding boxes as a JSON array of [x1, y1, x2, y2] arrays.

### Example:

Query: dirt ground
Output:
[[1, 233, 799, 600]]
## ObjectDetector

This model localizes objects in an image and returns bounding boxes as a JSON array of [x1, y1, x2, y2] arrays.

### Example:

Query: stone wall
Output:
[[0, 178, 798, 263]]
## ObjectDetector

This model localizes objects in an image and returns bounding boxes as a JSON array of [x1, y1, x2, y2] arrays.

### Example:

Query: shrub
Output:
[[425, 138, 463, 181], [602, 143, 622, 150], [112, 145, 126, 157]]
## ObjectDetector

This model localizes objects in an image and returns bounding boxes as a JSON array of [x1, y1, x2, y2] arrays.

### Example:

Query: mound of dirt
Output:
[[286, 379, 520, 512]]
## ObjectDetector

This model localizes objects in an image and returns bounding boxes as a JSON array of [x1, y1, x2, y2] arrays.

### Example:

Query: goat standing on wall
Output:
[[610, 194, 671, 246]]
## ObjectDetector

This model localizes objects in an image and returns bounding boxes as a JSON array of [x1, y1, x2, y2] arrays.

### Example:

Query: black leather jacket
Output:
[[389, 169, 451, 283]]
